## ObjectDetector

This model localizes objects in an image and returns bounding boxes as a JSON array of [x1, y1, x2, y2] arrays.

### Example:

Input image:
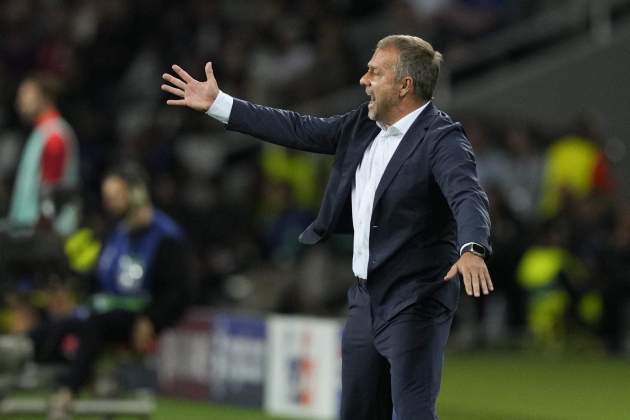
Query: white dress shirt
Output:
[[350, 104, 429, 279], [207, 91, 234, 124], [206, 93, 477, 280]]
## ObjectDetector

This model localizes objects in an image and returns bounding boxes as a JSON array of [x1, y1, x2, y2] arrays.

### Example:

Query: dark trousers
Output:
[[32, 310, 136, 393], [340, 281, 454, 420]]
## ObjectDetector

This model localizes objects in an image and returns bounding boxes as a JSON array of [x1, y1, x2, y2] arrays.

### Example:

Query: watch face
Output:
[[471, 244, 486, 256]]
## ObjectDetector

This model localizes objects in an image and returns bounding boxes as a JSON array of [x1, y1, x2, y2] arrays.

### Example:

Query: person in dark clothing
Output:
[[45, 163, 190, 420]]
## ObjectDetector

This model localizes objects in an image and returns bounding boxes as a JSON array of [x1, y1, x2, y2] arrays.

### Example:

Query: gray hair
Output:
[[376, 35, 442, 101]]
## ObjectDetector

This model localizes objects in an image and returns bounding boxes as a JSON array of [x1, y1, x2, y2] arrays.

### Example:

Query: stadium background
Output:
[[1, 0, 630, 419]]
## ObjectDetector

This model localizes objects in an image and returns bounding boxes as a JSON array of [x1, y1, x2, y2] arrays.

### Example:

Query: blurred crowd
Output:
[[0, 0, 628, 376], [452, 113, 630, 354]]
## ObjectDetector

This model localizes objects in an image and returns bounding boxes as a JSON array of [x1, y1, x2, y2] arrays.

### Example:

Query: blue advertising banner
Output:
[[208, 313, 267, 408]]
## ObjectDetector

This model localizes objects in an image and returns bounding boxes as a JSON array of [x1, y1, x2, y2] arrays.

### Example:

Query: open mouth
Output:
[[367, 92, 375, 106]]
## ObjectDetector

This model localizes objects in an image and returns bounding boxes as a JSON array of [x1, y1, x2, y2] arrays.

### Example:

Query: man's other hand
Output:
[[161, 62, 218, 112], [444, 252, 494, 298]]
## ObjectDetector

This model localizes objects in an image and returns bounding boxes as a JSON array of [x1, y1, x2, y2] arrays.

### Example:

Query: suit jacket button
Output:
[[372, 225, 379, 229]]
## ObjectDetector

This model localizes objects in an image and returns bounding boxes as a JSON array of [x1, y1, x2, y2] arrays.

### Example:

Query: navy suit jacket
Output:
[[226, 99, 491, 329]]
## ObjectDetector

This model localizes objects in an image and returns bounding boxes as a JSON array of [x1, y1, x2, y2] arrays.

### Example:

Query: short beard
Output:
[[371, 94, 396, 125], [367, 106, 376, 121]]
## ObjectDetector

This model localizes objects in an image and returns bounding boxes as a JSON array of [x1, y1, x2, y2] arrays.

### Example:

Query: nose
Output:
[[359, 72, 369, 87]]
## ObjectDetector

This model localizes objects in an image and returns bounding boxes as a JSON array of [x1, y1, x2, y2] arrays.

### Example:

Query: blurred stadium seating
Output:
[[1, 0, 630, 419]]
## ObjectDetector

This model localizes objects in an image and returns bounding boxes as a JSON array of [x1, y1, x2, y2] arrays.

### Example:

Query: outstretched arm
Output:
[[162, 63, 352, 154]]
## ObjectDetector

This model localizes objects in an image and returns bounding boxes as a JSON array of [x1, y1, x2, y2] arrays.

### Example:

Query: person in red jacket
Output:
[[8, 73, 80, 236]]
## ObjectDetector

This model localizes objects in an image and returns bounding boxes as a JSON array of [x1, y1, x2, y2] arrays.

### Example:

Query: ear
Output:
[[399, 76, 413, 98]]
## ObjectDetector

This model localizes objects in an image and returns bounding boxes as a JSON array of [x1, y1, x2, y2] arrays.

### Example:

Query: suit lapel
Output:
[[340, 124, 380, 186], [328, 124, 380, 225], [372, 104, 435, 208]]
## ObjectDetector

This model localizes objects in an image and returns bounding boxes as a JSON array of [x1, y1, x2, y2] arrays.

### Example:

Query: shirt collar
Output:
[[376, 101, 431, 137]]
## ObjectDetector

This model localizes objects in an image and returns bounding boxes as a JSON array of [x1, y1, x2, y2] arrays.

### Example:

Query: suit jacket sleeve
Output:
[[430, 122, 492, 254], [226, 98, 359, 155]]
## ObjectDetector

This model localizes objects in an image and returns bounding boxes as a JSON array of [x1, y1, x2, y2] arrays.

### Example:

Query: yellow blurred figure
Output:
[[540, 135, 613, 218], [517, 246, 601, 346]]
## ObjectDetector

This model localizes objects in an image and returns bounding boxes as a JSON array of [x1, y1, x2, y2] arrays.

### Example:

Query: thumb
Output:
[[205, 62, 214, 81], [444, 263, 458, 281]]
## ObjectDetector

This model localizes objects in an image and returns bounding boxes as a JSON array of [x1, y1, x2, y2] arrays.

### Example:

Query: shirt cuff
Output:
[[460, 242, 483, 256], [205, 90, 233, 124]]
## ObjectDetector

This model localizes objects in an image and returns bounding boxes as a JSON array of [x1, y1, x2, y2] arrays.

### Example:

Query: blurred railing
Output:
[[298, 0, 630, 115], [446, 0, 630, 79]]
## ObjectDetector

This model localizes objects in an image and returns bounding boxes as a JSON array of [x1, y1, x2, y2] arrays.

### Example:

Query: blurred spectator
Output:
[[0, 0, 627, 356], [539, 120, 614, 219], [36, 163, 191, 419], [516, 221, 599, 349], [5, 73, 80, 236]]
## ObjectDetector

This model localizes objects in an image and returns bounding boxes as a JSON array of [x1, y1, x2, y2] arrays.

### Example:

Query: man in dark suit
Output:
[[162, 35, 493, 420]]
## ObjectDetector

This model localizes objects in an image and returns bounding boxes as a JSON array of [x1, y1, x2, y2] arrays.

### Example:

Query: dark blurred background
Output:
[[1, 0, 630, 355]]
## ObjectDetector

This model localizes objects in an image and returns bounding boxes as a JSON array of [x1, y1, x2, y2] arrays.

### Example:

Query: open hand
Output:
[[444, 252, 493, 297], [161, 62, 219, 112]]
